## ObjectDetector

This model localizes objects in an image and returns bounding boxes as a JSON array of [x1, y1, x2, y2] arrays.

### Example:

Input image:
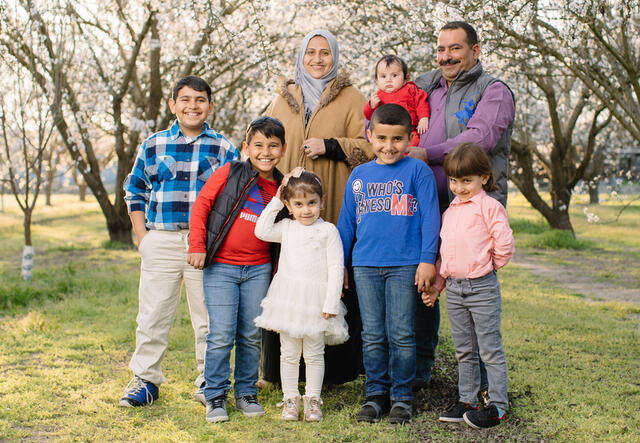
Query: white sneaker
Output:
[[281, 396, 300, 421], [303, 395, 323, 421]]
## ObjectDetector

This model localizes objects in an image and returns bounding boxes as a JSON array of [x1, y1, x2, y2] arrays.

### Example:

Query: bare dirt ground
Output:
[[512, 248, 640, 305]]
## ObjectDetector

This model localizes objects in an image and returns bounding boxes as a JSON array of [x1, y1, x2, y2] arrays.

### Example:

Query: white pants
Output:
[[129, 230, 207, 387], [280, 332, 325, 399]]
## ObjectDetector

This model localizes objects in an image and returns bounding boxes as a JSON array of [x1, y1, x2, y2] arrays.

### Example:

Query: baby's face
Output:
[[376, 61, 406, 93]]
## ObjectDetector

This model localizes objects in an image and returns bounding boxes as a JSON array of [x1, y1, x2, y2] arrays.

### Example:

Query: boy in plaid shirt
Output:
[[120, 76, 238, 407]]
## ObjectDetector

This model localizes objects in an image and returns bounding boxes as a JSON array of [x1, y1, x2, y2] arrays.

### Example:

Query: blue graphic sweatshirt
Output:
[[337, 157, 440, 267]]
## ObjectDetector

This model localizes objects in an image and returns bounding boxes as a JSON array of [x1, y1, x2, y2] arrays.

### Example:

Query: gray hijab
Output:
[[294, 30, 340, 119]]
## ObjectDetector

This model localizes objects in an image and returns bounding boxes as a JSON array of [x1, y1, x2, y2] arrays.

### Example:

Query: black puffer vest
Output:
[[204, 159, 284, 268]]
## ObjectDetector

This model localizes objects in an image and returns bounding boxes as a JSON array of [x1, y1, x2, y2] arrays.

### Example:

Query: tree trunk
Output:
[[24, 207, 32, 246], [588, 182, 600, 204], [45, 178, 53, 205], [44, 148, 56, 206], [78, 183, 87, 201], [22, 210, 34, 282], [545, 209, 574, 233], [106, 215, 133, 244]]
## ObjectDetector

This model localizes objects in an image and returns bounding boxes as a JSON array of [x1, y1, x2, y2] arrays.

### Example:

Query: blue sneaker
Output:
[[119, 376, 159, 407]]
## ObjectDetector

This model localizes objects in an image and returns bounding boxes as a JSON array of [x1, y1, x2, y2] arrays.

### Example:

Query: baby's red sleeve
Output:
[[363, 99, 376, 120], [413, 84, 430, 119]]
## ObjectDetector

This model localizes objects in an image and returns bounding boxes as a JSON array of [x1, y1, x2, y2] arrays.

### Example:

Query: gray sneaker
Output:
[[206, 395, 228, 422], [235, 395, 265, 417], [194, 382, 206, 406]]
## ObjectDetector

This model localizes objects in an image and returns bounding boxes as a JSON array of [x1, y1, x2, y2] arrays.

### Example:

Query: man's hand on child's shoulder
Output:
[[406, 146, 428, 162], [417, 117, 429, 134], [187, 252, 206, 270]]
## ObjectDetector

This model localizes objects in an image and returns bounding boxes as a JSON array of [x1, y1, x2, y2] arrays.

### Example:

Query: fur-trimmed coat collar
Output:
[[277, 71, 353, 114]]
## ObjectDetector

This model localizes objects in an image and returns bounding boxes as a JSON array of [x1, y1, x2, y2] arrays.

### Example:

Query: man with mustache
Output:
[[410, 21, 515, 397]]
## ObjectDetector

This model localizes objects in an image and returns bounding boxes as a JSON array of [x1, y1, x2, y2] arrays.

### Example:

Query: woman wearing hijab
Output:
[[260, 30, 371, 385]]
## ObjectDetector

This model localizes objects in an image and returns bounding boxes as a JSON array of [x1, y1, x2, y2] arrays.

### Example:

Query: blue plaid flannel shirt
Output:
[[124, 120, 239, 230]]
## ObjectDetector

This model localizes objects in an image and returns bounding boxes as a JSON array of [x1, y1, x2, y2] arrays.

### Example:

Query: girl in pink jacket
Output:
[[425, 142, 514, 430]]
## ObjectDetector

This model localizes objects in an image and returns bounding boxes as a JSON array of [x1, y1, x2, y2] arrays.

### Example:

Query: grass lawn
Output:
[[0, 193, 638, 442]]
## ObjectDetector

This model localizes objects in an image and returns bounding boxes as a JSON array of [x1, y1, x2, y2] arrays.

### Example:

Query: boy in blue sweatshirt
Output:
[[337, 104, 440, 424]]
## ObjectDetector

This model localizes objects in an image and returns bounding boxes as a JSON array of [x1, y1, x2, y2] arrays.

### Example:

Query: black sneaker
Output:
[[389, 401, 412, 424], [356, 394, 390, 423], [439, 402, 479, 423], [463, 404, 505, 429]]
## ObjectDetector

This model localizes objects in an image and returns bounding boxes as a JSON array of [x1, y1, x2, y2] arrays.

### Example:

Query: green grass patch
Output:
[[519, 229, 594, 250], [510, 217, 549, 234], [102, 239, 134, 250], [0, 193, 638, 441], [0, 264, 76, 309]]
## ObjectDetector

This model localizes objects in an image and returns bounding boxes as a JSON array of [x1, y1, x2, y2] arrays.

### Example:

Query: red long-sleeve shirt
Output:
[[364, 81, 430, 126], [189, 163, 277, 265]]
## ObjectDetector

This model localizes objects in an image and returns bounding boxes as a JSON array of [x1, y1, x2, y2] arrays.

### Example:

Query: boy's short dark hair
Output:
[[370, 104, 412, 136], [440, 21, 479, 47], [245, 116, 286, 145], [374, 55, 408, 80], [172, 76, 212, 102], [444, 142, 496, 192]]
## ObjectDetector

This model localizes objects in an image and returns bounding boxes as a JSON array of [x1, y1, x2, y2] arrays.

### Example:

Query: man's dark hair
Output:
[[172, 76, 212, 102], [370, 104, 412, 136], [245, 116, 286, 144], [440, 21, 478, 47], [374, 55, 408, 80]]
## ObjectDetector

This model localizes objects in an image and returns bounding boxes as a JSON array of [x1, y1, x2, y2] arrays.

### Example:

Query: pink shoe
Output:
[[303, 395, 323, 421], [281, 396, 300, 421]]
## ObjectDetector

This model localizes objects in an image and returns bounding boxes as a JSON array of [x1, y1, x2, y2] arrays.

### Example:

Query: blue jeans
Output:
[[354, 265, 417, 402], [202, 262, 271, 400]]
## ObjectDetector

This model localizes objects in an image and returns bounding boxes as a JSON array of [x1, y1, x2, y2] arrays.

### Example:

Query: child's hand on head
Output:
[[289, 166, 304, 178], [280, 167, 305, 193], [369, 92, 381, 108], [323, 312, 336, 319], [417, 117, 429, 134]]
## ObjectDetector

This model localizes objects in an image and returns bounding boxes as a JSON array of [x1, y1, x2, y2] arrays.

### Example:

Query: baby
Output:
[[364, 55, 430, 147]]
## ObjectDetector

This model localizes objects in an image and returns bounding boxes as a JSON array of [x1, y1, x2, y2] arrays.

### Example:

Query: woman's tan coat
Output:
[[265, 71, 372, 224]]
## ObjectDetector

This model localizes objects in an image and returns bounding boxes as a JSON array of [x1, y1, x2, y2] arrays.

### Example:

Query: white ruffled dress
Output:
[[254, 198, 349, 345]]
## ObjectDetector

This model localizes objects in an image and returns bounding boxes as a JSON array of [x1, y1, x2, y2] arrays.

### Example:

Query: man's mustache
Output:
[[439, 59, 461, 66]]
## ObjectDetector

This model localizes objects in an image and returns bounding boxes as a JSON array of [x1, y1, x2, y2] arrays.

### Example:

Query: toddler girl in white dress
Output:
[[254, 167, 348, 422]]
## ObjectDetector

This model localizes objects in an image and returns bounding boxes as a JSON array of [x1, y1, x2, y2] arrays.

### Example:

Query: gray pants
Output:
[[446, 271, 508, 410]]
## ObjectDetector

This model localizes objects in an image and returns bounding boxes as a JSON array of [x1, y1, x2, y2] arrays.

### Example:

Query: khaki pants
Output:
[[129, 230, 207, 387]]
